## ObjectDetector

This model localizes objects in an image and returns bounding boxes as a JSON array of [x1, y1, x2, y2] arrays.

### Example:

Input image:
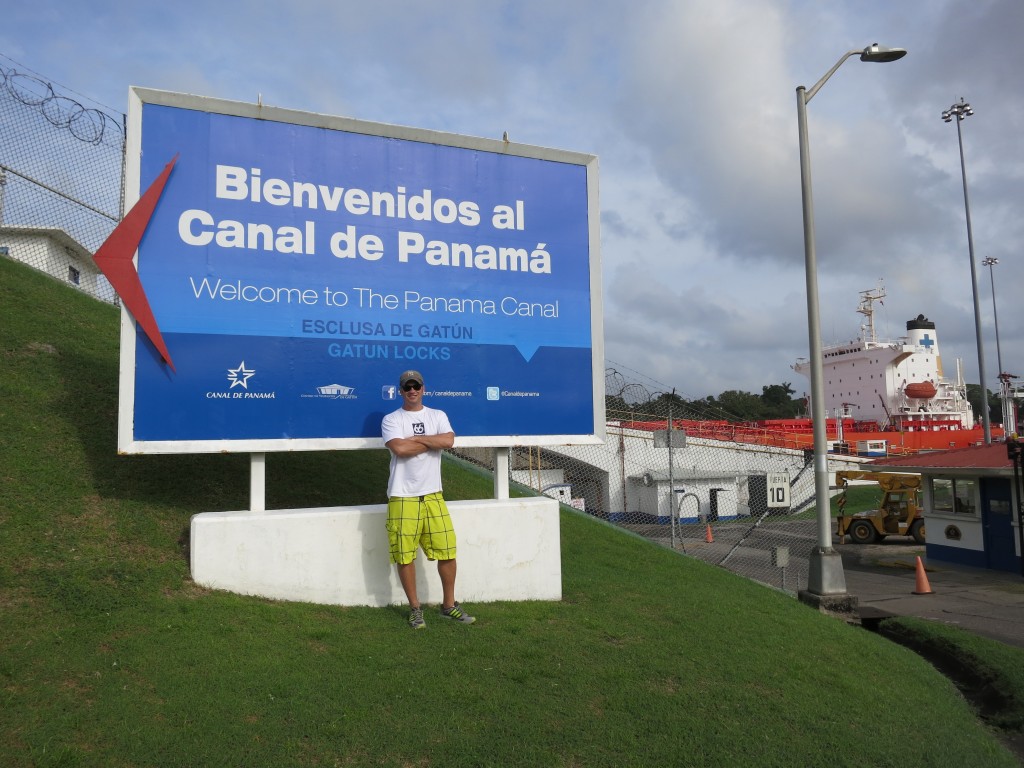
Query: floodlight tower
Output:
[[942, 99, 991, 444]]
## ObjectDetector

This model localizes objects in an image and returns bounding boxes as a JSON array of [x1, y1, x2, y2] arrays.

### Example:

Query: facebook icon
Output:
[[381, 385, 397, 401]]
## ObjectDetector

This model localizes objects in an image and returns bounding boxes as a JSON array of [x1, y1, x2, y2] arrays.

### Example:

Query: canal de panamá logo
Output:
[[227, 361, 256, 389], [206, 360, 275, 400]]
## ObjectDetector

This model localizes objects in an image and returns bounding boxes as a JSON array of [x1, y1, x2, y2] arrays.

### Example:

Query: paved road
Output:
[[840, 540, 1024, 649], [622, 517, 1024, 648]]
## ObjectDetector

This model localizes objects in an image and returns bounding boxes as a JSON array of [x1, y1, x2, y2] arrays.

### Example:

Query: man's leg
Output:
[[397, 561, 419, 608], [437, 559, 474, 624], [437, 558, 456, 609]]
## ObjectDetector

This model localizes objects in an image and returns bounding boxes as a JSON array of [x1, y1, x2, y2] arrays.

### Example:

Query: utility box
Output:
[[653, 429, 687, 449], [772, 547, 790, 568]]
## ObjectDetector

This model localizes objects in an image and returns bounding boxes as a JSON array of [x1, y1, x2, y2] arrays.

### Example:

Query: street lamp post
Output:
[[982, 256, 1014, 433], [796, 43, 906, 604], [943, 100, 991, 444], [982, 257, 1003, 380]]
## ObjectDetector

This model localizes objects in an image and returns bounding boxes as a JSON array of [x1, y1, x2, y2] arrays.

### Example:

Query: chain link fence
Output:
[[0, 56, 124, 303]]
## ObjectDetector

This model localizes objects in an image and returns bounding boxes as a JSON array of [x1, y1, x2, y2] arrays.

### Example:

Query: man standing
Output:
[[382, 369, 475, 629]]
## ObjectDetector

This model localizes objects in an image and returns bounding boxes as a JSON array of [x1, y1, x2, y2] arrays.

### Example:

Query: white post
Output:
[[250, 453, 266, 512], [493, 447, 510, 500]]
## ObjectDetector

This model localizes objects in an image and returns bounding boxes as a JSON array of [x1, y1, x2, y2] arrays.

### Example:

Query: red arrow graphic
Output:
[[93, 154, 178, 372]]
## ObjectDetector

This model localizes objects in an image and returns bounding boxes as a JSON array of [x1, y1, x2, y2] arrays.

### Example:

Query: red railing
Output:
[[613, 417, 1001, 455]]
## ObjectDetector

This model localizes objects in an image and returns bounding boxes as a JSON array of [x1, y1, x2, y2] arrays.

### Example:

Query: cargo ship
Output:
[[784, 283, 999, 454], [622, 284, 1000, 455]]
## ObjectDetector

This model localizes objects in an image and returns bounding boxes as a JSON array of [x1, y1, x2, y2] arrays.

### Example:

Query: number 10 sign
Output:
[[767, 472, 791, 509]]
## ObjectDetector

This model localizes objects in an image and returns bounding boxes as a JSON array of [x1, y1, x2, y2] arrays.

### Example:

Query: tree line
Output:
[[607, 383, 803, 423], [607, 382, 1004, 426]]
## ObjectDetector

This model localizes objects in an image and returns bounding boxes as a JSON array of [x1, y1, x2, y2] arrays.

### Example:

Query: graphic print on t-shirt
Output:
[[413, 422, 425, 435]]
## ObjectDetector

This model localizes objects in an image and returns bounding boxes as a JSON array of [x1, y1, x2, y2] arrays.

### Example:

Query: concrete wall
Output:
[[548, 428, 871, 516], [190, 497, 561, 607]]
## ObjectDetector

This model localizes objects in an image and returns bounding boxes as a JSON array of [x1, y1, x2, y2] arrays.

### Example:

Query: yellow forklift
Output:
[[834, 471, 925, 545]]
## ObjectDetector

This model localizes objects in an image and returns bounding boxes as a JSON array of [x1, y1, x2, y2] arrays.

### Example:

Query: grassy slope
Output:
[[0, 257, 1016, 767]]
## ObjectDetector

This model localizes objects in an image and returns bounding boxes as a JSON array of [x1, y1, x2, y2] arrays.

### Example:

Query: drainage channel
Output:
[[857, 606, 1024, 763]]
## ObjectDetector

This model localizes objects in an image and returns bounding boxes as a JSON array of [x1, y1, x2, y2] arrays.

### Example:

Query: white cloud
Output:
[[3, 0, 1022, 399]]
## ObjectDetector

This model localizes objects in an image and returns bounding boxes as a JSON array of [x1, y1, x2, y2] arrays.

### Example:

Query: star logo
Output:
[[227, 361, 256, 389]]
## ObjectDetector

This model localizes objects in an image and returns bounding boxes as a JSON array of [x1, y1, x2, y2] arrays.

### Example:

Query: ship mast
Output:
[[857, 280, 886, 343]]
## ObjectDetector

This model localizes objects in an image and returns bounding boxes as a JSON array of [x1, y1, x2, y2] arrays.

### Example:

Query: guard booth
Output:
[[868, 443, 1021, 573]]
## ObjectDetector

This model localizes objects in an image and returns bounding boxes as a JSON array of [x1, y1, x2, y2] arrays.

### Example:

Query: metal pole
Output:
[[983, 257, 1011, 432], [984, 258, 1004, 378], [953, 109, 991, 444], [794, 44, 905, 598], [668, 396, 676, 550], [797, 85, 846, 595]]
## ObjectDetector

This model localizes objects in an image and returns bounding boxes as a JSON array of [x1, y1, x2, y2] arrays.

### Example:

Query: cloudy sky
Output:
[[3, 0, 1021, 403]]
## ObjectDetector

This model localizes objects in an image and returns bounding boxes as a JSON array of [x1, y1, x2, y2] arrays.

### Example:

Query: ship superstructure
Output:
[[793, 284, 975, 433]]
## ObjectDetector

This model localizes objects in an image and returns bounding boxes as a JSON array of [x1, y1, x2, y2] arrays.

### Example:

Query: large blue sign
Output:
[[119, 89, 603, 453]]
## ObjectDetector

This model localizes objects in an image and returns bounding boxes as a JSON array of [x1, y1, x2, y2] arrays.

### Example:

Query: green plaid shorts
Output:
[[386, 492, 457, 565]]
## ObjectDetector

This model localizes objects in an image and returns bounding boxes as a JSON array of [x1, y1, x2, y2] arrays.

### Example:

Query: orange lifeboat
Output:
[[905, 381, 938, 399]]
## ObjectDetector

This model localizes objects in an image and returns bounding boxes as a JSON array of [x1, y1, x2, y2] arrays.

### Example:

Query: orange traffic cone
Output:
[[705, 523, 714, 543], [912, 556, 934, 595]]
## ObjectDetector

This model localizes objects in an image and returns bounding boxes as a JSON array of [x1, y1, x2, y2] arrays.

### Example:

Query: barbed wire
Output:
[[605, 361, 758, 423], [0, 61, 124, 149], [605, 358, 687, 399], [0, 53, 123, 297]]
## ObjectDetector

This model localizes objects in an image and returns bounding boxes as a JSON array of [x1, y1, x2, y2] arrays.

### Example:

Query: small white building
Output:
[[0, 226, 103, 297]]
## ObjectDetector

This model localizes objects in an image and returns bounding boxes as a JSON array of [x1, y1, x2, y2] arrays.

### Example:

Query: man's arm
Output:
[[385, 432, 455, 457], [417, 431, 455, 451]]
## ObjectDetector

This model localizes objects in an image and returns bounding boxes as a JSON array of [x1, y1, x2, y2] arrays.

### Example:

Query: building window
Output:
[[931, 477, 976, 516], [68, 266, 81, 285]]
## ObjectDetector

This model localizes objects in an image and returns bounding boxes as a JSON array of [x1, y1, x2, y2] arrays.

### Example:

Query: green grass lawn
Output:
[[882, 616, 1024, 731], [1, 257, 1019, 766]]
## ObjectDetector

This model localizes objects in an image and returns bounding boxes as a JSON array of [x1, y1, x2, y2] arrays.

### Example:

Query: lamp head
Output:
[[942, 100, 974, 122], [860, 43, 907, 63]]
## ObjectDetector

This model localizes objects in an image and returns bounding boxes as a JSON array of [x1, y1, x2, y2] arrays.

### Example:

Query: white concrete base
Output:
[[190, 496, 561, 607]]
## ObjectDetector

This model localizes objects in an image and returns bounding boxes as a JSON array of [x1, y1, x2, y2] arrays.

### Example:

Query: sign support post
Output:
[[250, 453, 266, 513], [493, 448, 510, 500]]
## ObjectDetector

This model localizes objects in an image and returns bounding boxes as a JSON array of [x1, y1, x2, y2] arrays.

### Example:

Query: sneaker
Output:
[[409, 607, 426, 630], [439, 602, 476, 624]]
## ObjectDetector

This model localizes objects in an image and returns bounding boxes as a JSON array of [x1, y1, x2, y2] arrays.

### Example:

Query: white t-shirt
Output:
[[381, 405, 454, 497]]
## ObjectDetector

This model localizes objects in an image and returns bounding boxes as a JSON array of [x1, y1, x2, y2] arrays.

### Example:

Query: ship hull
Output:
[[623, 418, 1001, 456]]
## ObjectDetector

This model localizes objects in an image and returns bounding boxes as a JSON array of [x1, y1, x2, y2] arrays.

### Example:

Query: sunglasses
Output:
[[403, 382, 422, 392]]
